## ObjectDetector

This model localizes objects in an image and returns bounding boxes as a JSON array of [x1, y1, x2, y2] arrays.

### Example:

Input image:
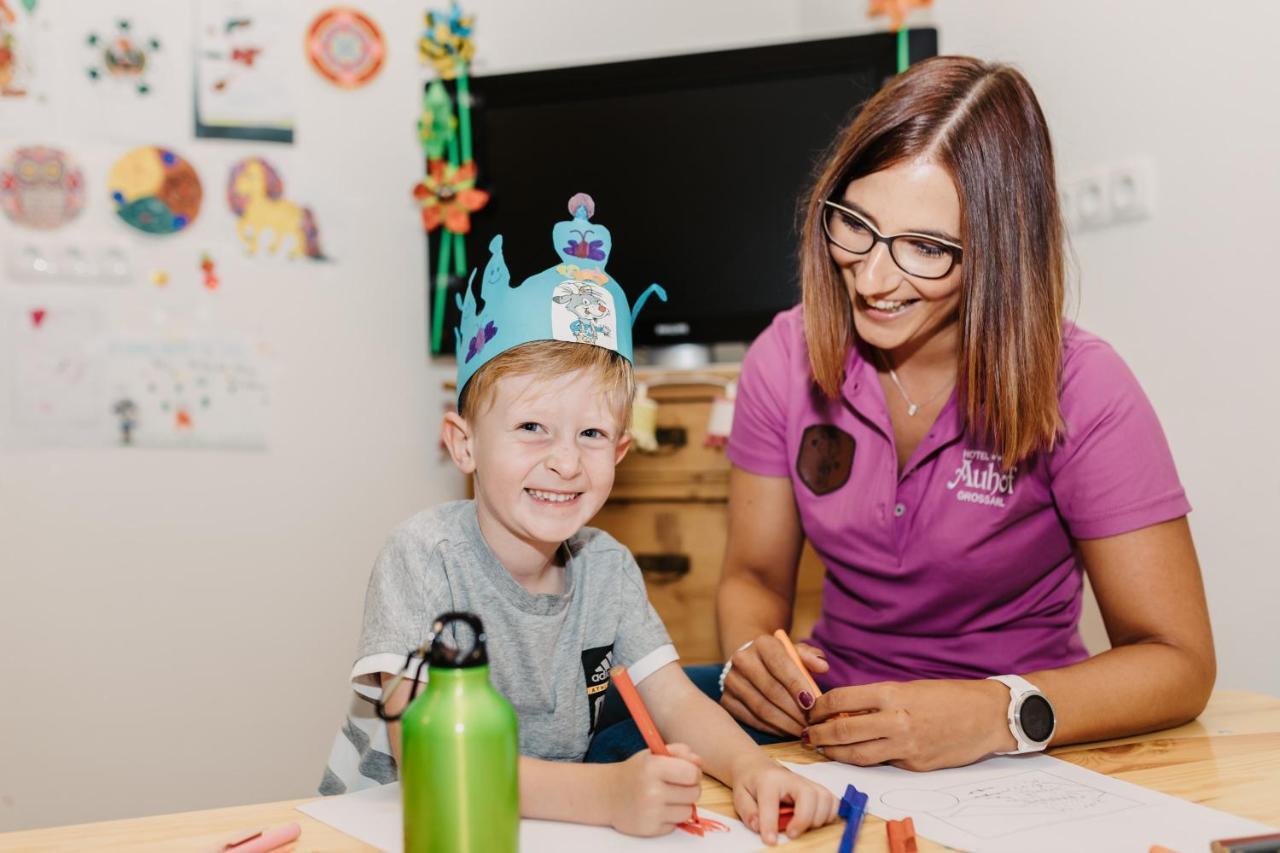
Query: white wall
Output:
[[925, 0, 1280, 696], [1, 0, 1275, 834], [0, 0, 870, 833]]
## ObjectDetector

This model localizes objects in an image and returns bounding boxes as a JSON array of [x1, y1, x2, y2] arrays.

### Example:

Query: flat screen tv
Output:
[[437, 29, 938, 356]]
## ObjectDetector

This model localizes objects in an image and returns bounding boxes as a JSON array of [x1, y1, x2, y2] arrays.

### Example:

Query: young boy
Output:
[[323, 194, 837, 844]]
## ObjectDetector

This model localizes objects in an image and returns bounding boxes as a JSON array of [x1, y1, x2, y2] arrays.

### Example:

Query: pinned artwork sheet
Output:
[[297, 782, 774, 852], [783, 755, 1273, 853], [194, 0, 295, 142]]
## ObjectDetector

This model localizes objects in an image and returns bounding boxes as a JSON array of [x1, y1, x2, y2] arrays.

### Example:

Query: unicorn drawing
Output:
[[227, 158, 326, 260]]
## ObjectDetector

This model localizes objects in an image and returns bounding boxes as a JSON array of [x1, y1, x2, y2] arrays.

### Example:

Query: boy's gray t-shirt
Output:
[[322, 500, 677, 794]]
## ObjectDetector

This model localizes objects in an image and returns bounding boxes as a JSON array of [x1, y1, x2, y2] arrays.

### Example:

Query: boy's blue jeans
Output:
[[585, 663, 789, 763]]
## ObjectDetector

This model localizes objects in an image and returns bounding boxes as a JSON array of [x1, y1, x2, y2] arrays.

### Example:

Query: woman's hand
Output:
[[729, 755, 841, 845], [804, 679, 1016, 771], [720, 633, 830, 736]]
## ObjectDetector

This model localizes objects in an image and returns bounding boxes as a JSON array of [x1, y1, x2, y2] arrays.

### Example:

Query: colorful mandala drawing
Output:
[[1, 146, 85, 229], [305, 7, 385, 89], [108, 146, 203, 235], [86, 18, 161, 95]]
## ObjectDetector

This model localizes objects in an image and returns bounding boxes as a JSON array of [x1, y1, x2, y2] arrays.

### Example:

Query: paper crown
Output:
[[454, 192, 667, 398]]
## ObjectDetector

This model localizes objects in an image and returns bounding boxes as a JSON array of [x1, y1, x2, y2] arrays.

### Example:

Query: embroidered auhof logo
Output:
[[946, 449, 1017, 508]]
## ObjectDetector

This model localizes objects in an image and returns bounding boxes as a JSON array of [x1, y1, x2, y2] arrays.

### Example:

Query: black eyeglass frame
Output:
[[821, 200, 964, 280]]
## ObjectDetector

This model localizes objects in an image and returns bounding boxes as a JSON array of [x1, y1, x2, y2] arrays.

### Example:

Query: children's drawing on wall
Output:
[[200, 252, 220, 289], [305, 7, 385, 90], [1, 0, 32, 96], [64, 2, 187, 141], [84, 17, 161, 95], [227, 157, 328, 260], [1, 145, 85, 230], [0, 302, 107, 447], [106, 336, 270, 449], [108, 145, 203, 235], [0, 0, 51, 125], [194, 0, 294, 143]]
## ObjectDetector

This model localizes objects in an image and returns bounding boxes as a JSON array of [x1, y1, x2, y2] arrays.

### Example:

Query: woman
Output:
[[716, 55, 1215, 771]]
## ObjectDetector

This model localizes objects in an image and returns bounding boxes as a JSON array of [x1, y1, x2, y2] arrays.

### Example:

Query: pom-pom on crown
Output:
[[567, 192, 595, 219]]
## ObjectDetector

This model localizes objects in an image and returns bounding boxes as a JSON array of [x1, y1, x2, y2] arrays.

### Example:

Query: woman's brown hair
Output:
[[800, 56, 1065, 466]]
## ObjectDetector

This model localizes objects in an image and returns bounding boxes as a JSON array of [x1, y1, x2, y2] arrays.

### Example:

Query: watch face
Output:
[[1019, 694, 1055, 743]]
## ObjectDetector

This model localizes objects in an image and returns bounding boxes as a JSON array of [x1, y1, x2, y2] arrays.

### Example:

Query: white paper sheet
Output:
[[297, 782, 775, 853], [783, 754, 1273, 853]]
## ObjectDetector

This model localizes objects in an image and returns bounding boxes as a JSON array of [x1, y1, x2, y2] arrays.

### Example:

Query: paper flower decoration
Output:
[[867, 0, 932, 30], [417, 79, 457, 161], [419, 2, 475, 79], [413, 160, 488, 233]]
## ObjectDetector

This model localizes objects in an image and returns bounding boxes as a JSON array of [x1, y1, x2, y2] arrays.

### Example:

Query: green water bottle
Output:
[[399, 611, 519, 853]]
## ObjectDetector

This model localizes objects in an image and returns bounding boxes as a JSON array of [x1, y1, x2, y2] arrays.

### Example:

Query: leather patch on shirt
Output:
[[796, 424, 855, 495], [581, 644, 615, 734]]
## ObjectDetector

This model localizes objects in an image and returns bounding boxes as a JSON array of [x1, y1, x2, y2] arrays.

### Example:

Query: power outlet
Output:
[[1060, 158, 1156, 232], [1109, 159, 1155, 224]]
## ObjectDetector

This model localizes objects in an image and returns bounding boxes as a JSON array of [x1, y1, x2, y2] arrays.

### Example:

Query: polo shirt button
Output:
[[894, 503, 906, 517]]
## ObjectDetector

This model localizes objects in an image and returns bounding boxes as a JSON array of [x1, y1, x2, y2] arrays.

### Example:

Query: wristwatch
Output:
[[987, 674, 1056, 754]]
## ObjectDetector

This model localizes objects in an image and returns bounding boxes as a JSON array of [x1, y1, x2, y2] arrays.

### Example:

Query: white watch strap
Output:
[[990, 673, 1038, 700], [988, 674, 1050, 754]]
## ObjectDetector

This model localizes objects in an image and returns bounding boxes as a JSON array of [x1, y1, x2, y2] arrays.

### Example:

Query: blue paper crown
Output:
[[454, 192, 667, 399]]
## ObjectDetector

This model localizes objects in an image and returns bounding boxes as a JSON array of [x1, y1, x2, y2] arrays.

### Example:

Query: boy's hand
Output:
[[607, 743, 704, 837], [729, 756, 840, 845]]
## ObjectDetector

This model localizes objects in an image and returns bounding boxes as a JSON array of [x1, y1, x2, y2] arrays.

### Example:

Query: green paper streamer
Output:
[[446, 124, 460, 169], [453, 229, 466, 277], [897, 27, 909, 74], [431, 228, 454, 354], [457, 69, 473, 165]]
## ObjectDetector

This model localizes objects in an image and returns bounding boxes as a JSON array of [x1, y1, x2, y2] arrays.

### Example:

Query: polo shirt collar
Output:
[[841, 341, 893, 437]]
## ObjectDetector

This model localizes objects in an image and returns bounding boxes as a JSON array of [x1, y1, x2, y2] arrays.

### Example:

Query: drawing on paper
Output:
[[9, 304, 104, 432], [879, 769, 1141, 839], [108, 146, 203, 235], [85, 18, 162, 95], [227, 157, 327, 260], [194, 0, 294, 142], [106, 337, 270, 450]]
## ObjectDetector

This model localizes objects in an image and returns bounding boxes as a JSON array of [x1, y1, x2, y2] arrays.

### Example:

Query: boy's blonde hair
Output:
[[459, 340, 636, 429]]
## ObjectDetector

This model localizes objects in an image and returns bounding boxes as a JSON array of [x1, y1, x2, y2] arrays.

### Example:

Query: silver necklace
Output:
[[878, 351, 954, 417]]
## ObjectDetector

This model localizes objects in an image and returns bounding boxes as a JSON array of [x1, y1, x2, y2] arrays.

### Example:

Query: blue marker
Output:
[[837, 784, 869, 853]]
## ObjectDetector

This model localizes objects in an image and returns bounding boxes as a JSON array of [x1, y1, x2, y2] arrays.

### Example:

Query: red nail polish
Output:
[[798, 690, 814, 709], [800, 729, 810, 745]]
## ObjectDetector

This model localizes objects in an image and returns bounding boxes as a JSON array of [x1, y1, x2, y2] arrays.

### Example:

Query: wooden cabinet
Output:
[[592, 370, 825, 664]]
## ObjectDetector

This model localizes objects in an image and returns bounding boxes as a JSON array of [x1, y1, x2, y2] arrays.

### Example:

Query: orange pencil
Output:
[[773, 629, 822, 697], [886, 816, 918, 853], [609, 665, 673, 758]]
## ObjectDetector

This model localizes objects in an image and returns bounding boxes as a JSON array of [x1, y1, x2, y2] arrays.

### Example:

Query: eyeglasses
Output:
[[822, 200, 963, 280]]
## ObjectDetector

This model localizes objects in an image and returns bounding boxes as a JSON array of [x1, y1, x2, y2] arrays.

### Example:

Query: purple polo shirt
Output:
[[727, 306, 1191, 689]]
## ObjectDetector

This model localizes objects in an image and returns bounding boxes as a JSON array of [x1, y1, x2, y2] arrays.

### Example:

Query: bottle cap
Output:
[[428, 611, 490, 668]]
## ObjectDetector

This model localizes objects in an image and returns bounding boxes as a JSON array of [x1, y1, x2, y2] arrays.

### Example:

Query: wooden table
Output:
[[4, 690, 1277, 852]]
